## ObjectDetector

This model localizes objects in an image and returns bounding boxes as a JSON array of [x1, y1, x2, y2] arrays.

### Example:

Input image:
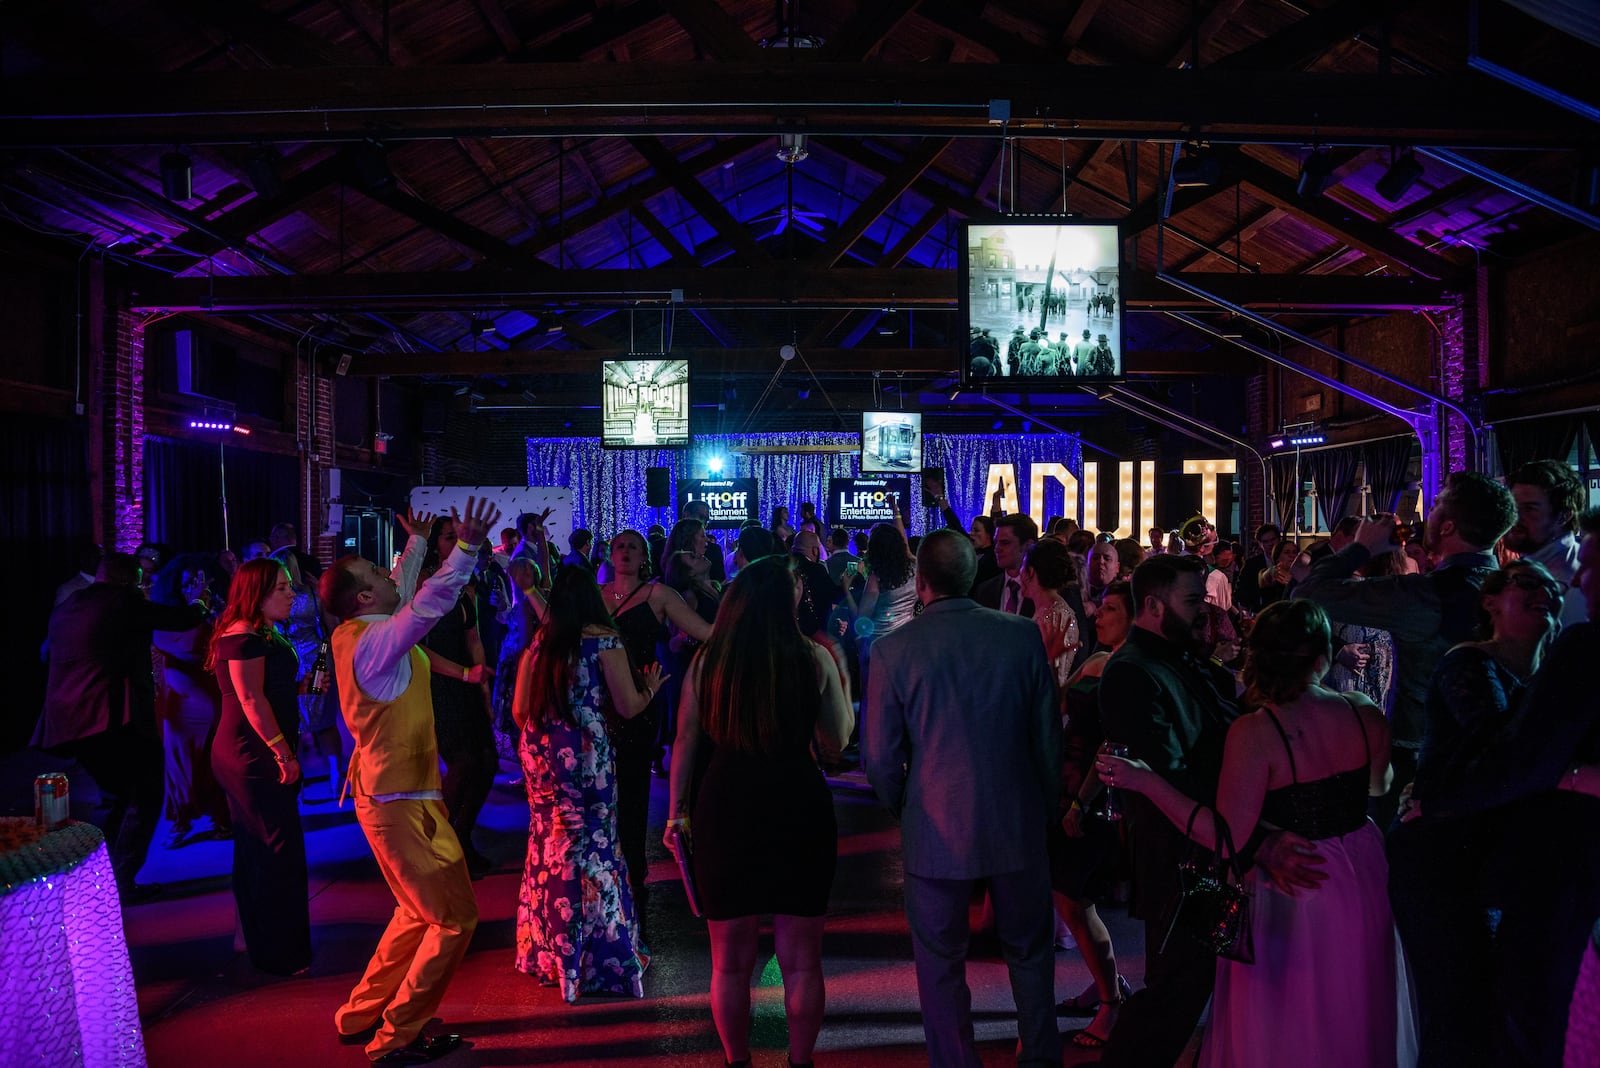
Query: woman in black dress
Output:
[[665, 556, 854, 1068], [207, 558, 311, 976], [599, 529, 712, 927], [420, 516, 496, 878]]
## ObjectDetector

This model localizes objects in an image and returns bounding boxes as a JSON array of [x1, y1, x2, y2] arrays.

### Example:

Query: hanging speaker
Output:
[[645, 467, 671, 507]]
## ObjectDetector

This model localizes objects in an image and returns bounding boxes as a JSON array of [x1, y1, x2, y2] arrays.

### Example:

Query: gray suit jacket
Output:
[[865, 597, 1062, 879]]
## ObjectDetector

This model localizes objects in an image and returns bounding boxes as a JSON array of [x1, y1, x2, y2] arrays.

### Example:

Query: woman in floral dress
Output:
[[512, 566, 665, 1001]]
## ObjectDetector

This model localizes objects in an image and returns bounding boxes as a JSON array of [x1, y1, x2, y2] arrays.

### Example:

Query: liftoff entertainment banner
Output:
[[679, 477, 759, 529], [828, 477, 911, 527]]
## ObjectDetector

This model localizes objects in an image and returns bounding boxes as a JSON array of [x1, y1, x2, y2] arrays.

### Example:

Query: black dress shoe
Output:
[[373, 1034, 463, 1065]]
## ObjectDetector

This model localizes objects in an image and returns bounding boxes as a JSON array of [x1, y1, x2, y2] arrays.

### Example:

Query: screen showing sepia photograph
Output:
[[601, 358, 691, 448], [960, 220, 1123, 384], [861, 411, 923, 474]]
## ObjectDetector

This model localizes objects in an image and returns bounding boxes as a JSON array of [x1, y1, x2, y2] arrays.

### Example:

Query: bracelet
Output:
[[272, 751, 296, 765], [263, 733, 285, 749], [665, 817, 690, 830], [1069, 799, 1082, 812]]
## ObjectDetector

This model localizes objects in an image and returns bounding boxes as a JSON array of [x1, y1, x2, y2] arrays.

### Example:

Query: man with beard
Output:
[[1294, 471, 1515, 830], [1505, 459, 1586, 626], [1094, 554, 1239, 1065]]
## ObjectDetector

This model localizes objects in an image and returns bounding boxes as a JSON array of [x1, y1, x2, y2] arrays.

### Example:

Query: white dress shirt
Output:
[[349, 534, 481, 802]]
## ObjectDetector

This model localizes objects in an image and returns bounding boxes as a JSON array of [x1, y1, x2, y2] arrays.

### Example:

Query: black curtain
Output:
[[1495, 417, 1580, 476], [1, 415, 93, 751], [1309, 446, 1363, 530], [1364, 436, 1416, 513], [1270, 456, 1301, 531], [143, 436, 300, 554]]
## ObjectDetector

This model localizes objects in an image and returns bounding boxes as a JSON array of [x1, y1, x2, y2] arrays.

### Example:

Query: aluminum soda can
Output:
[[34, 772, 70, 830]]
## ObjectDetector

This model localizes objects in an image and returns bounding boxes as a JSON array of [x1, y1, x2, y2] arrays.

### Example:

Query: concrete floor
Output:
[[98, 758, 1190, 1066]]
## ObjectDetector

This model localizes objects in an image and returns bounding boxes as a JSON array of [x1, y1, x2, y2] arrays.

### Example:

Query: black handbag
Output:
[[1160, 803, 1255, 964]]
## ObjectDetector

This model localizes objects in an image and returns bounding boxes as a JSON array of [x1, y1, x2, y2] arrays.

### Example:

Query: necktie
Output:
[[1004, 578, 1020, 614]]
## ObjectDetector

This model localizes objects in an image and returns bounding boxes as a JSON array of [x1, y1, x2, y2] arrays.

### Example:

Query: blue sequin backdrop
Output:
[[526, 432, 1085, 539]]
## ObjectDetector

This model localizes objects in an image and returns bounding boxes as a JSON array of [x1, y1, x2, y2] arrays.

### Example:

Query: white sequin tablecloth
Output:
[[0, 821, 148, 1067]]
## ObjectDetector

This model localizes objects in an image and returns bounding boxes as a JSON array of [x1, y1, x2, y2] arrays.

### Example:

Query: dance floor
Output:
[[36, 751, 1189, 1066]]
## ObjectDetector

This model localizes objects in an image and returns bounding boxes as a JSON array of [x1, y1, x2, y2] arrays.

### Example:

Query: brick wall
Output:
[[1437, 295, 1470, 475], [1243, 373, 1268, 531], [295, 356, 339, 567], [101, 306, 144, 551]]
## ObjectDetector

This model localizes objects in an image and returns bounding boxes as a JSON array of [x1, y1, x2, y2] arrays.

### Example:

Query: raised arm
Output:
[[353, 498, 501, 689], [651, 583, 713, 643], [392, 507, 436, 605]]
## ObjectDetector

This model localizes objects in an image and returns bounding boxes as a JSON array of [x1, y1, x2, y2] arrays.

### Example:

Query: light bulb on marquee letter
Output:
[[1081, 462, 1135, 538], [1140, 461, 1157, 536], [1028, 463, 1079, 532], [983, 463, 1020, 517], [1183, 458, 1237, 522]]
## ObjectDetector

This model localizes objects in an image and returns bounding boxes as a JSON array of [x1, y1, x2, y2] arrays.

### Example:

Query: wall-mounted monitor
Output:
[[958, 218, 1124, 385], [861, 411, 922, 473], [601, 357, 691, 448]]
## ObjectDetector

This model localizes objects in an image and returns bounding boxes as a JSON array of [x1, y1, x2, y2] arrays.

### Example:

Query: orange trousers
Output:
[[335, 797, 479, 1060]]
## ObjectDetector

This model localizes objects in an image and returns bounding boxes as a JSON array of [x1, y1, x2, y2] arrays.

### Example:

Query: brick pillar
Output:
[[295, 356, 338, 566], [100, 307, 145, 551], [1437, 295, 1469, 475], [1243, 373, 1269, 531]]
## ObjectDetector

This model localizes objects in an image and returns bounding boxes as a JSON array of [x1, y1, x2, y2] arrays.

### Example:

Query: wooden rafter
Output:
[[814, 139, 950, 267], [630, 138, 770, 265]]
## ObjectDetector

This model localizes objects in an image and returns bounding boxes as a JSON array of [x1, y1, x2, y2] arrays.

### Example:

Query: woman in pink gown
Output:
[[1098, 599, 1417, 1067]]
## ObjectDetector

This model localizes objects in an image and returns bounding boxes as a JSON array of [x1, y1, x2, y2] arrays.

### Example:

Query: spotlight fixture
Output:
[[1272, 421, 1324, 448], [244, 146, 283, 200], [779, 343, 798, 361], [1171, 143, 1220, 189], [1375, 150, 1424, 203], [189, 418, 250, 435], [1288, 431, 1326, 447], [1268, 436, 1287, 450], [776, 133, 809, 165], [1296, 148, 1335, 199], [707, 455, 725, 474], [160, 151, 192, 202]]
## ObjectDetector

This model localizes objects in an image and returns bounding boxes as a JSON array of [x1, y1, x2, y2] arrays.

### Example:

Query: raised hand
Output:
[[397, 507, 437, 540], [1354, 515, 1400, 555], [452, 496, 503, 547]]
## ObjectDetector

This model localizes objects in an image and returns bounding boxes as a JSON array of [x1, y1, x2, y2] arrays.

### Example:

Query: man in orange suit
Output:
[[320, 498, 500, 1065]]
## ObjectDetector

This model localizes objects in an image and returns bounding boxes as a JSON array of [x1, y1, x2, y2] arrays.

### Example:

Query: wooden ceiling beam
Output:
[[1213, 0, 1415, 71], [134, 268, 1455, 313], [470, 0, 524, 58], [817, 0, 924, 61], [659, 0, 763, 61], [343, 346, 1249, 377], [6, 64, 1584, 148], [630, 137, 771, 264], [1230, 152, 1460, 279], [814, 139, 950, 267]]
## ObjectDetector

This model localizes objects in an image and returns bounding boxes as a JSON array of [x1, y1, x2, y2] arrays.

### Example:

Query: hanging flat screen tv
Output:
[[601, 357, 691, 448], [861, 411, 922, 473], [958, 218, 1125, 385]]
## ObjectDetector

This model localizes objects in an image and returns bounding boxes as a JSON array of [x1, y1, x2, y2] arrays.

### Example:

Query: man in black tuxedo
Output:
[[33, 552, 204, 895], [974, 512, 1038, 617]]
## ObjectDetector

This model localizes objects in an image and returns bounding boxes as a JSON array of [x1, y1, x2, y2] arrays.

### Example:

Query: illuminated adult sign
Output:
[[827, 477, 911, 528], [679, 478, 758, 529], [983, 458, 1237, 534]]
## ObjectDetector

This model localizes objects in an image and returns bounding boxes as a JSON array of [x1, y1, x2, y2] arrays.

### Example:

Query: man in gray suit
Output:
[[865, 530, 1063, 1067]]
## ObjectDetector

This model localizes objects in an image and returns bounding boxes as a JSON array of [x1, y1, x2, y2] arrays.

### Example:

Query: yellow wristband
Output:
[[263, 733, 285, 749]]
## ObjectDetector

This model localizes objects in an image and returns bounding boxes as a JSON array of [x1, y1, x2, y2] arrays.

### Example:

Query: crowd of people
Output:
[[27, 457, 1600, 1066]]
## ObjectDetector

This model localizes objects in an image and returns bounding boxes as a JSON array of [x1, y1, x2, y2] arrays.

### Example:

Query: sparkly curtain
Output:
[[526, 432, 1084, 539]]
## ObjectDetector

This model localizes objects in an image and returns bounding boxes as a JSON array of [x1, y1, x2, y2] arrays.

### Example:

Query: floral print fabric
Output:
[[515, 634, 647, 1001]]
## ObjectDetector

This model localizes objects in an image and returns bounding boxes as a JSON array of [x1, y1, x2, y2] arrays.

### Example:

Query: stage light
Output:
[[776, 133, 809, 164], [1375, 151, 1423, 203], [160, 152, 192, 201], [1172, 144, 1220, 189], [1289, 432, 1325, 447], [1268, 437, 1287, 450], [707, 456, 724, 474], [189, 419, 235, 432], [1297, 149, 1334, 198]]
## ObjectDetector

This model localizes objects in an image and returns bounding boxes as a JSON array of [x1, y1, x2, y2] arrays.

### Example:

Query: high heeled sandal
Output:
[[1068, 995, 1126, 1049], [1057, 972, 1132, 1015]]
